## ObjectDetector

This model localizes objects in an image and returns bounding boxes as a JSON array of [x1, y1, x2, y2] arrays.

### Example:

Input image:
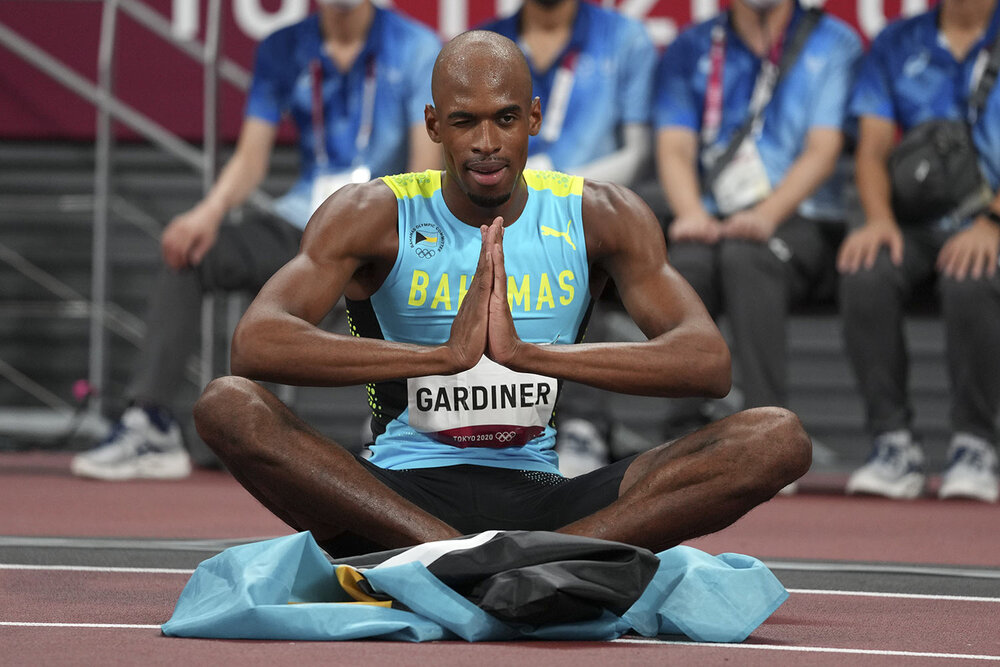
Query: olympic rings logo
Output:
[[494, 431, 517, 443], [415, 247, 437, 259]]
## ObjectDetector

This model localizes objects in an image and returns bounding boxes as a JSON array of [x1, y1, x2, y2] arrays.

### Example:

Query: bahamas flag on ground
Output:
[[161, 530, 787, 643]]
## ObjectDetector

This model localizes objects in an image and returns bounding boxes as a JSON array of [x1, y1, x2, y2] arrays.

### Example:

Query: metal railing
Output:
[[0, 0, 268, 433]]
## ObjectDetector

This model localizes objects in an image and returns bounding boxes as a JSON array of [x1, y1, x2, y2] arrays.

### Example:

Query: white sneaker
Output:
[[938, 433, 999, 503], [555, 418, 609, 478], [846, 430, 925, 499], [70, 406, 191, 481]]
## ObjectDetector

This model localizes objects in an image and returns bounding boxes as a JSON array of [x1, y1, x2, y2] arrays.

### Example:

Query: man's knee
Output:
[[744, 406, 812, 482], [839, 253, 900, 312], [193, 376, 262, 451]]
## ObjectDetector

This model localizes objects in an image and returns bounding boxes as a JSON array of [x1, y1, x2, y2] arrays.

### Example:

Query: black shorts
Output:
[[321, 455, 636, 557]]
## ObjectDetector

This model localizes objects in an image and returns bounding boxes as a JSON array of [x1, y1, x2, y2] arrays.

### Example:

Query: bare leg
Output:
[[558, 407, 811, 552], [193, 376, 462, 549]]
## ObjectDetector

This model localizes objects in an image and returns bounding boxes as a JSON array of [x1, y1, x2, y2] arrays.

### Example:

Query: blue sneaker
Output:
[[846, 430, 925, 499], [70, 406, 191, 480]]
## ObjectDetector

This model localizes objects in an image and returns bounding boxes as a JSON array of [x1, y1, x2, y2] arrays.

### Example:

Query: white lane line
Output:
[[1, 625, 994, 660], [0, 622, 161, 629], [789, 588, 1000, 603], [766, 560, 1000, 580], [612, 638, 1000, 661]]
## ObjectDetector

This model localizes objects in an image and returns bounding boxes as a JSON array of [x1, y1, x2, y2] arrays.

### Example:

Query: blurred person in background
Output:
[[71, 0, 441, 480], [840, 0, 1000, 502], [652, 0, 862, 495]]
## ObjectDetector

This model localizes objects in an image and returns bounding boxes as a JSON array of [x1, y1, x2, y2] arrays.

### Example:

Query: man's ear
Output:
[[424, 104, 443, 144], [528, 96, 542, 137]]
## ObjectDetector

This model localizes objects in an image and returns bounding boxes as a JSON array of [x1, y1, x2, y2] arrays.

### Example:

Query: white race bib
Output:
[[712, 139, 772, 216], [310, 166, 371, 214], [407, 356, 558, 448]]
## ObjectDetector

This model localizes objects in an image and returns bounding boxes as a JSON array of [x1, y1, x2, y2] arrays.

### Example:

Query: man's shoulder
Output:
[[378, 7, 441, 50], [813, 10, 863, 49], [579, 2, 652, 48], [259, 13, 316, 50]]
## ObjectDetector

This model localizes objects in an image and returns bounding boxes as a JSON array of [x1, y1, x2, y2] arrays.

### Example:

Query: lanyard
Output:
[[701, 17, 788, 147], [537, 48, 580, 144], [311, 54, 377, 168]]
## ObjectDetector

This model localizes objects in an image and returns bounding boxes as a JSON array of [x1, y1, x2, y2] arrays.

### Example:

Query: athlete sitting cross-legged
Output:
[[193, 30, 811, 557]]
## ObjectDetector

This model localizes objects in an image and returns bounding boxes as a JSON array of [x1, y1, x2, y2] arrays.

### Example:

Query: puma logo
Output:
[[540, 220, 576, 250]]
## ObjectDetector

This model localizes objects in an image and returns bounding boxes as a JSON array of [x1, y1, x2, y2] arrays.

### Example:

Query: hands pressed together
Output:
[[446, 216, 525, 372]]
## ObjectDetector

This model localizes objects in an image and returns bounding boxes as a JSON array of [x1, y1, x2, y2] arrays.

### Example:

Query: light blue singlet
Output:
[[345, 169, 593, 474]]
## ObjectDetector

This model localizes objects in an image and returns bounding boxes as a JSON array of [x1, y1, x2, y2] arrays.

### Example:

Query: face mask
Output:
[[741, 0, 785, 11], [316, 0, 365, 9]]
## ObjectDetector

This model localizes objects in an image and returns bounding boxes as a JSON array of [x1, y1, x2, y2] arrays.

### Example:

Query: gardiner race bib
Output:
[[407, 356, 558, 448]]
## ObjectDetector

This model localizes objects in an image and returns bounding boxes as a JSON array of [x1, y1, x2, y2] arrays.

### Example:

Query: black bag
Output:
[[888, 35, 1000, 226], [888, 119, 989, 226]]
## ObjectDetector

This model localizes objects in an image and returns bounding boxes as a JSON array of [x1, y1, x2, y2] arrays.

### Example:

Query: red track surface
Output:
[[3, 452, 999, 665]]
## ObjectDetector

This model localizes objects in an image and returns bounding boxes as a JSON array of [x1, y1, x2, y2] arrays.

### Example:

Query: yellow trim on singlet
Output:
[[382, 170, 442, 199], [383, 169, 584, 201], [523, 169, 584, 197]]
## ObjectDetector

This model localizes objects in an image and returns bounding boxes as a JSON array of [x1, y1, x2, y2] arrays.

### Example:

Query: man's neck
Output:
[[730, 0, 795, 58], [319, 1, 375, 70], [941, 0, 996, 31], [519, 0, 579, 71], [521, 0, 578, 32], [441, 174, 529, 230], [940, 0, 996, 59]]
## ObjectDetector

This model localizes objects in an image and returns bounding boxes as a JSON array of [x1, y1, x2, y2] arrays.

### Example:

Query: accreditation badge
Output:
[[712, 139, 772, 216], [406, 356, 558, 449], [310, 166, 371, 214]]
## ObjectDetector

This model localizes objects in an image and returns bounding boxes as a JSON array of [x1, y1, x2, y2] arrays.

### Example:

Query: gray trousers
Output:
[[127, 212, 303, 408], [669, 215, 844, 409], [839, 225, 1000, 442]]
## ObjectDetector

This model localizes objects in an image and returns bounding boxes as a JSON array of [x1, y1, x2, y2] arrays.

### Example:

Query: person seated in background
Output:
[[653, 0, 862, 489], [480, 0, 658, 474], [839, 0, 1000, 502], [191, 30, 811, 557], [70, 0, 441, 480]]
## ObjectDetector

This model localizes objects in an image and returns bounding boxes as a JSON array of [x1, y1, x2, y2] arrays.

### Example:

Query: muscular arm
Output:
[[230, 180, 493, 385], [494, 181, 731, 398]]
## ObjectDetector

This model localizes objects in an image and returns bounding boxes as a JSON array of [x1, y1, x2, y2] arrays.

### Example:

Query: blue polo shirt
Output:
[[850, 5, 1000, 191], [246, 8, 440, 229], [481, 3, 655, 172], [655, 5, 862, 219]]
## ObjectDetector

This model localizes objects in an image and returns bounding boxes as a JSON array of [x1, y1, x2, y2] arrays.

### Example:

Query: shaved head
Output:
[[431, 30, 533, 108]]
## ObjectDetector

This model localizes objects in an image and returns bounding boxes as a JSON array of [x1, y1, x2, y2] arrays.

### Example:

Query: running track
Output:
[[2, 452, 998, 665]]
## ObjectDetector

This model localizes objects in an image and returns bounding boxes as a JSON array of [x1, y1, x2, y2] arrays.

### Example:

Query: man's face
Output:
[[426, 69, 541, 209]]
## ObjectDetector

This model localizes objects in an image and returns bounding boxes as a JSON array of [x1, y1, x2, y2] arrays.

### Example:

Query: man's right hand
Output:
[[161, 201, 226, 270], [837, 219, 903, 274], [445, 217, 502, 372], [668, 212, 723, 244]]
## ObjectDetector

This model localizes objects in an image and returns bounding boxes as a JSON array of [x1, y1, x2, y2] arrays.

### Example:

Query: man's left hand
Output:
[[937, 216, 1000, 281]]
